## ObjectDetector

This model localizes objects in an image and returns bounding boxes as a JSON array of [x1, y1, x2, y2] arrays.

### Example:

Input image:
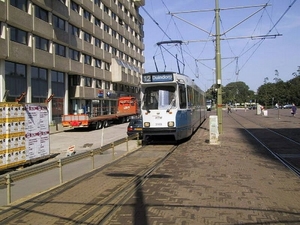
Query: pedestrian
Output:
[[291, 103, 297, 116], [227, 105, 232, 113]]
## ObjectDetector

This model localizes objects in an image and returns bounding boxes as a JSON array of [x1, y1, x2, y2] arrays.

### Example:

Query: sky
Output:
[[139, 0, 300, 92]]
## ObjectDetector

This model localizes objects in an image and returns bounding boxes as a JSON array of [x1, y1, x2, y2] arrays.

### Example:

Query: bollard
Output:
[[91, 151, 95, 170], [126, 137, 129, 152], [6, 174, 12, 205], [111, 143, 115, 160], [58, 159, 63, 184], [136, 133, 140, 147]]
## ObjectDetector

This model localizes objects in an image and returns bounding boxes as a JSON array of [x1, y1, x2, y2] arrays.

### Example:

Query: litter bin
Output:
[[263, 110, 268, 116]]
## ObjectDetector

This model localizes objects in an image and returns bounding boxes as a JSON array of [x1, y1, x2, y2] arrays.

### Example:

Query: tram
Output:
[[140, 71, 206, 142]]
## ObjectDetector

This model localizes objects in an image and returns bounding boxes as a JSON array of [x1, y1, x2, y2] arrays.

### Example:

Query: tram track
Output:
[[0, 144, 178, 224], [69, 144, 177, 225], [229, 112, 300, 177]]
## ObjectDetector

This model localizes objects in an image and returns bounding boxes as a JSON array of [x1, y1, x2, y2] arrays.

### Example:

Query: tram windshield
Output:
[[142, 86, 176, 110]]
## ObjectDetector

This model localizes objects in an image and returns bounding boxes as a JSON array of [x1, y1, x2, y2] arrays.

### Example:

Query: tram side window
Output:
[[179, 84, 187, 108]]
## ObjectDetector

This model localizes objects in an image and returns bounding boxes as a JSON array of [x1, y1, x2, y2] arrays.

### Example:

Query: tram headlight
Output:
[[144, 122, 150, 127], [168, 121, 174, 127]]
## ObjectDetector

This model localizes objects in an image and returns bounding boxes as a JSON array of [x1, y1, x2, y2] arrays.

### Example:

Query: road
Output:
[[49, 122, 130, 157]]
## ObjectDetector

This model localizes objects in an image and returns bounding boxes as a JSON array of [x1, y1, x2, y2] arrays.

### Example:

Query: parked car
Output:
[[248, 105, 257, 110], [283, 104, 293, 109], [127, 118, 143, 138]]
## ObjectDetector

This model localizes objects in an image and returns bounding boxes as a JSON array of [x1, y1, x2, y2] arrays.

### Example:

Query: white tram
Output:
[[140, 72, 206, 142]]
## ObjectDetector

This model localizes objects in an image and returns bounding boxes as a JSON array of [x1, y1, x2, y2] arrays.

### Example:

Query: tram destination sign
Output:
[[142, 73, 174, 83]]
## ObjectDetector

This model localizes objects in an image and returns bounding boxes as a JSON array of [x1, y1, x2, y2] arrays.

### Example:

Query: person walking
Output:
[[291, 103, 297, 116], [227, 105, 232, 113]]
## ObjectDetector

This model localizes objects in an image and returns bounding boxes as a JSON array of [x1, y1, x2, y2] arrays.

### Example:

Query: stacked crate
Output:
[[0, 103, 26, 170], [0, 103, 50, 170]]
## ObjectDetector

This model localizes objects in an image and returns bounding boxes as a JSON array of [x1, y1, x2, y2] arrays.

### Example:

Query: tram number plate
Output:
[[156, 123, 162, 126], [155, 116, 162, 119]]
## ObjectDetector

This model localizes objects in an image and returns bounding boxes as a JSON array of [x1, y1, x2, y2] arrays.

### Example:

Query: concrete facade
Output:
[[0, 0, 145, 122]]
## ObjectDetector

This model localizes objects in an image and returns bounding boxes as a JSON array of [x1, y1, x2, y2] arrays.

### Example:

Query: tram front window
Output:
[[143, 86, 176, 110]]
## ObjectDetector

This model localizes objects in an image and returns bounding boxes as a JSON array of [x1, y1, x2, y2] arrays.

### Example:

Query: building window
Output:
[[35, 5, 48, 22], [5, 61, 27, 98], [10, 0, 27, 11], [111, 12, 117, 21], [70, 75, 81, 86], [104, 24, 110, 33], [118, 2, 123, 10], [55, 43, 66, 57], [94, 0, 101, 7], [119, 35, 123, 43], [10, 26, 27, 45], [53, 15, 65, 30], [35, 35, 49, 51], [69, 24, 79, 37], [105, 81, 110, 89], [104, 42, 110, 52], [84, 77, 92, 87], [95, 58, 102, 68], [84, 32, 91, 43], [103, 5, 109, 14], [83, 9, 91, 21], [71, 1, 79, 13], [104, 62, 110, 71], [96, 79, 102, 88], [113, 83, 118, 91], [51, 70, 65, 97], [95, 18, 101, 27], [95, 38, 101, 48], [69, 48, 80, 61], [112, 30, 117, 38], [119, 51, 123, 59], [84, 54, 91, 65], [31, 67, 48, 99], [112, 47, 117, 56]]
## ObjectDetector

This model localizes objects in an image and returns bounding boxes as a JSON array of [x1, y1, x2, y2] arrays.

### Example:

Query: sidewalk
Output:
[[0, 109, 300, 224], [110, 109, 300, 224]]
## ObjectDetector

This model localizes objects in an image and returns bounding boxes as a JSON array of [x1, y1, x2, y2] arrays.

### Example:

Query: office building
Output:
[[0, 0, 145, 122]]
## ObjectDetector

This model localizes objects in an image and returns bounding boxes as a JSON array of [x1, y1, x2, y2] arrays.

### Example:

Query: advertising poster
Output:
[[25, 104, 50, 160]]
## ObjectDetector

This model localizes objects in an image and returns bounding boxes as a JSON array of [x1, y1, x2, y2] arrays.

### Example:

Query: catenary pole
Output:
[[215, 0, 223, 133]]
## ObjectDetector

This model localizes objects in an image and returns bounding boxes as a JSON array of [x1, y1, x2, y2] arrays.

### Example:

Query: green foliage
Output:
[[205, 68, 300, 108], [257, 76, 300, 107]]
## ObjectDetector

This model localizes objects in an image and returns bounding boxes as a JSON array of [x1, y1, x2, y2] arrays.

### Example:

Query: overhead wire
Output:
[[238, 0, 298, 72], [141, 0, 298, 90]]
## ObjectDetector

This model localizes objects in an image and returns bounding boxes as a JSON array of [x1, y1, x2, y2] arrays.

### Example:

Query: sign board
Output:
[[67, 145, 76, 156]]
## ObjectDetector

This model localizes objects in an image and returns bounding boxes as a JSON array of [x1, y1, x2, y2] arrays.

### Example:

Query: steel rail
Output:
[[229, 113, 300, 177], [82, 145, 178, 225]]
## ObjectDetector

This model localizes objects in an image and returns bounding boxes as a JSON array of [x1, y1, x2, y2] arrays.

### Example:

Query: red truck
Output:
[[62, 96, 139, 129]]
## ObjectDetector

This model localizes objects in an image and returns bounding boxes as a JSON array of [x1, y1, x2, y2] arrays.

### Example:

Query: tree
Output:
[[222, 81, 252, 104]]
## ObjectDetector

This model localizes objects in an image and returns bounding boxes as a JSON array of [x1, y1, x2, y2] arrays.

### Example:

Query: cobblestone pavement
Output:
[[1, 109, 300, 224], [107, 109, 300, 224]]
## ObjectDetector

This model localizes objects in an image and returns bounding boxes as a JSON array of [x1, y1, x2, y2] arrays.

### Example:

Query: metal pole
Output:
[[215, 0, 223, 134]]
